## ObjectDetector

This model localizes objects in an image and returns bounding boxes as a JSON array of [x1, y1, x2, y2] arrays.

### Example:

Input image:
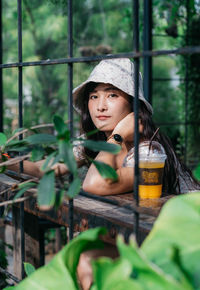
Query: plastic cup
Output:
[[138, 141, 167, 199]]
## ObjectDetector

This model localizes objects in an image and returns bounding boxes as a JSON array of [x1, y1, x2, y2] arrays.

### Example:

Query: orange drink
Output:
[[139, 161, 165, 199], [137, 141, 167, 199]]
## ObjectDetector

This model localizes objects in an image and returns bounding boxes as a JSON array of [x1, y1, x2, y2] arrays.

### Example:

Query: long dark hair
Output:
[[80, 82, 200, 195]]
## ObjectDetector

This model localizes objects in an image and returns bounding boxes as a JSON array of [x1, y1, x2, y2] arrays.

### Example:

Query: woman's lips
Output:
[[96, 116, 111, 120]]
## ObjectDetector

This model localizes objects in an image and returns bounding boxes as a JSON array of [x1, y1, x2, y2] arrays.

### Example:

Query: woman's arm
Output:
[[83, 113, 137, 195], [82, 139, 134, 195], [7, 145, 86, 178]]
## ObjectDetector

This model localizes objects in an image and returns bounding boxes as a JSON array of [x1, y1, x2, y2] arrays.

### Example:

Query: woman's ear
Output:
[[139, 118, 144, 133]]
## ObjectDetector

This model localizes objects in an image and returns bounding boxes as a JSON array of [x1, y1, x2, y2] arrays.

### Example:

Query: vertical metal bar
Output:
[[67, 0, 74, 241], [184, 0, 189, 165], [17, 0, 25, 279], [143, 0, 152, 104], [133, 0, 139, 243], [0, 0, 3, 132]]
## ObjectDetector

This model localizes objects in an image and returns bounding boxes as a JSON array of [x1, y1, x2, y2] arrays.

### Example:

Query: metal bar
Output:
[[143, 0, 152, 104], [184, 0, 189, 165], [67, 0, 74, 241], [133, 0, 140, 243], [1, 45, 200, 69], [0, 0, 3, 132], [17, 0, 25, 279]]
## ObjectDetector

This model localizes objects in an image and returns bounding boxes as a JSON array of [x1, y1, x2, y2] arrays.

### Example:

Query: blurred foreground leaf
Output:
[[66, 177, 81, 198], [25, 134, 57, 145], [14, 182, 37, 200], [31, 147, 45, 162], [59, 140, 77, 175], [0, 133, 7, 146], [37, 170, 55, 207], [82, 140, 121, 154], [142, 192, 200, 288], [9, 227, 106, 290], [93, 160, 118, 182], [53, 115, 69, 140]]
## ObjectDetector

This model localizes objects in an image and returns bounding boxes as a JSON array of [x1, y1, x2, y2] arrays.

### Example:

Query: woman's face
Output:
[[88, 83, 132, 136]]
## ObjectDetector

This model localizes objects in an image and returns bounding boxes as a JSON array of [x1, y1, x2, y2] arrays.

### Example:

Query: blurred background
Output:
[[1, 0, 200, 177]]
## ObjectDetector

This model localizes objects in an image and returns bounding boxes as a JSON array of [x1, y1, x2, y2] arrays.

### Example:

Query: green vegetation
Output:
[[0, 115, 120, 208], [4, 192, 200, 289]]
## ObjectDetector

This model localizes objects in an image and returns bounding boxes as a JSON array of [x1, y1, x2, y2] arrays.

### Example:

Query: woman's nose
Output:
[[97, 97, 107, 111]]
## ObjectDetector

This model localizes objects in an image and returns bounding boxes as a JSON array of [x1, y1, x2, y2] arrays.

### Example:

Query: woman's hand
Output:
[[112, 112, 143, 142]]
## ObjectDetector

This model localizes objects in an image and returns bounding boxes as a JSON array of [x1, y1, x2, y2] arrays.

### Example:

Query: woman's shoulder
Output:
[[73, 133, 86, 161], [123, 147, 134, 167]]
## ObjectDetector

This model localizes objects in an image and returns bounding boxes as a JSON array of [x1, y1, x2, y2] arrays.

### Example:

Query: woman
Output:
[[72, 58, 200, 196], [74, 59, 200, 290], [7, 58, 199, 195]]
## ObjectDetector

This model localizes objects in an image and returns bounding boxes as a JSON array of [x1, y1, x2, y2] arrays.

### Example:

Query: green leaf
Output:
[[66, 177, 81, 198], [85, 128, 99, 137], [25, 134, 57, 145], [53, 115, 69, 140], [0, 133, 7, 146], [54, 189, 65, 209], [116, 236, 186, 290], [24, 262, 36, 276], [6, 139, 26, 147], [14, 182, 37, 200], [93, 160, 118, 182], [82, 140, 121, 154], [193, 163, 200, 180], [9, 227, 106, 290], [59, 140, 77, 175], [31, 147, 45, 162], [40, 152, 57, 171], [92, 257, 142, 290], [37, 170, 55, 207], [142, 193, 200, 289]]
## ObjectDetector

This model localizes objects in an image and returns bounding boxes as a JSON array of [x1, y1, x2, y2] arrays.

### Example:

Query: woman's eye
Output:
[[108, 93, 118, 98], [89, 95, 98, 100]]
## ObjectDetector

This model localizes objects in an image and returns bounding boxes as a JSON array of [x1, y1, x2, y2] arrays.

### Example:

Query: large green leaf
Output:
[[82, 140, 121, 154], [58, 140, 77, 175], [141, 192, 200, 288], [117, 237, 189, 290], [10, 227, 107, 290], [25, 134, 57, 145], [37, 170, 55, 207], [66, 177, 81, 198], [93, 160, 118, 182], [0, 133, 7, 146]]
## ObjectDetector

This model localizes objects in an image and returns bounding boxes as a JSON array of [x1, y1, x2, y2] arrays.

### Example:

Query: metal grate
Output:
[[0, 0, 199, 282]]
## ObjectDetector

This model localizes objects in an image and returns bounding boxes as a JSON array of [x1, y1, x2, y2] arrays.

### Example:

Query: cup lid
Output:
[[139, 141, 167, 161]]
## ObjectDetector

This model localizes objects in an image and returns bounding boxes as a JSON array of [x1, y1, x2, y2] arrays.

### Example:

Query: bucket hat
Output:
[[73, 58, 153, 114]]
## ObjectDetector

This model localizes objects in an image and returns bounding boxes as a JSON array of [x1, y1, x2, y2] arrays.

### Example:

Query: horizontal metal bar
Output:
[[0, 266, 20, 283], [153, 33, 184, 38], [153, 78, 185, 81], [156, 121, 200, 126], [1, 45, 200, 69], [79, 190, 159, 217]]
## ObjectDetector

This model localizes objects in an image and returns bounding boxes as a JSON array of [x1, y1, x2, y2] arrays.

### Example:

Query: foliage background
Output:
[[2, 0, 200, 169]]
